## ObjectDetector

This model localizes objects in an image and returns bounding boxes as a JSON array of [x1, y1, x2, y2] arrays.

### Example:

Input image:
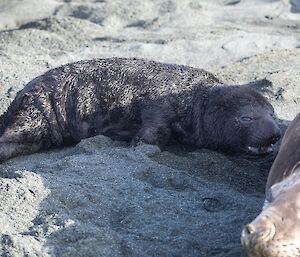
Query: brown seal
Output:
[[241, 112, 300, 257], [0, 58, 280, 162]]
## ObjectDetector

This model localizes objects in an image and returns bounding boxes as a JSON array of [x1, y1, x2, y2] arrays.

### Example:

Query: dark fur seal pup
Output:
[[241, 112, 300, 257], [0, 58, 280, 162]]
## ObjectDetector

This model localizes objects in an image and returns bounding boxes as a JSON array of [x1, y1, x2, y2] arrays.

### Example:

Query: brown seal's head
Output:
[[241, 164, 300, 257]]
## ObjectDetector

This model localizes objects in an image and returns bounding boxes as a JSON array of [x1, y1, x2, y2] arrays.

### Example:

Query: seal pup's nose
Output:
[[270, 129, 281, 144], [263, 129, 280, 148]]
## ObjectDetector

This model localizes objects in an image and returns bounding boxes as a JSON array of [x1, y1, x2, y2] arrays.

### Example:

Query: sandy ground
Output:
[[0, 0, 299, 256]]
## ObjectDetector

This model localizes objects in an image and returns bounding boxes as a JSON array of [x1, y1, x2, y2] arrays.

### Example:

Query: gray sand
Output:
[[0, 1, 299, 256]]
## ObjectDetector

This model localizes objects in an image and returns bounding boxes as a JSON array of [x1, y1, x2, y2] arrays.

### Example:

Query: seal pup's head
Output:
[[241, 164, 300, 257], [196, 85, 280, 155]]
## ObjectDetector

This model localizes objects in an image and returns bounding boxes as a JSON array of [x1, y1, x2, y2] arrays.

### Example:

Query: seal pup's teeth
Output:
[[248, 145, 273, 154], [248, 146, 254, 151], [248, 146, 260, 154], [260, 145, 273, 153]]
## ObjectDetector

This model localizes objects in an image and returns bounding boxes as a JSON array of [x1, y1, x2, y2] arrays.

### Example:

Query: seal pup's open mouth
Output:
[[247, 144, 274, 155]]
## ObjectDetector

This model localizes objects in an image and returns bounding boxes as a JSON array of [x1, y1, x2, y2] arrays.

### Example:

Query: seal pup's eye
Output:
[[240, 116, 253, 122]]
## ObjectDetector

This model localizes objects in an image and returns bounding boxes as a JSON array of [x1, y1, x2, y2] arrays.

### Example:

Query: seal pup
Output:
[[0, 58, 280, 162], [241, 112, 300, 257]]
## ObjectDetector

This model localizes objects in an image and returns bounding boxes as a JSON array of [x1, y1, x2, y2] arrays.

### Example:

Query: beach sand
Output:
[[0, 0, 299, 256]]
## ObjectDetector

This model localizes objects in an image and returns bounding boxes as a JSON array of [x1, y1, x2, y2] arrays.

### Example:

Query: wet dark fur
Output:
[[0, 58, 280, 161]]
